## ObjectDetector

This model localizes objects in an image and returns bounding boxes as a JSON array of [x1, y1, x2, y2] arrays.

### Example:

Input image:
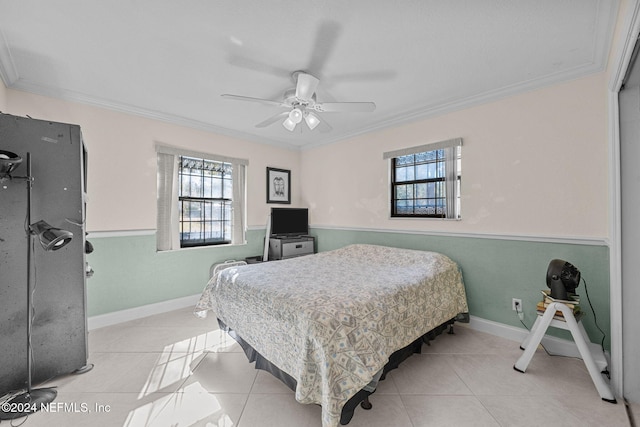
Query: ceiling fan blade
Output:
[[255, 112, 289, 128], [330, 70, 397, 83], [311, 102, 376, 113], [318, 117, 333, 133], [221, 94, 288, 108], [227, 54, 290, 79], [295, 73, 320, 102], [307, 20, 342, 76]]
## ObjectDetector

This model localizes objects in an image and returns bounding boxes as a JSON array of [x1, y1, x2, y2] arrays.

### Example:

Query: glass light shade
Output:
[[30, 220, 73, 251], [288, 108, 303, 124], [282, 117, 296, 131], [304, 112, 320, 130]]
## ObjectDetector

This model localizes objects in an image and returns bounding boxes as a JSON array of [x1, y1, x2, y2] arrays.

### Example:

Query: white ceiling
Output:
[[0, 1, 619, 150]]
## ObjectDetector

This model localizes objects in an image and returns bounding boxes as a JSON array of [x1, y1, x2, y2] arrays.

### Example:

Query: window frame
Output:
[[391, 151, 448, 218], [155, 143, 248, 252], [177, 155, 233, 248], [384, 138, 462, 220]]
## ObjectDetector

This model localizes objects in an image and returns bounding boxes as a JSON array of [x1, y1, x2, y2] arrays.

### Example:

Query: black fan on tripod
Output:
[[546, 259, 580, 300]]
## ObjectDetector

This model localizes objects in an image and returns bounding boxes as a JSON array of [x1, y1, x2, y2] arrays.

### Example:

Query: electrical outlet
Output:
[[512, 298, 522, 311]]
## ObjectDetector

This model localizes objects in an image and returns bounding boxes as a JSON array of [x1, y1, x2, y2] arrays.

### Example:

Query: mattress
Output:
[[195, 244, 468, 427]]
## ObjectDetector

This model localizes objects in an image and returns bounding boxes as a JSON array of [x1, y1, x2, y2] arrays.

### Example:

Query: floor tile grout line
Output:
[[235, 385, 255, 427], [473, 395, 506, 427], [76, 307, 631, 426], [395, 393, 417, 427]]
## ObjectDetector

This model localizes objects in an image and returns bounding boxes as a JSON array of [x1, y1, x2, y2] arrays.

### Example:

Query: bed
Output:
[[195, 244, 469, 427]]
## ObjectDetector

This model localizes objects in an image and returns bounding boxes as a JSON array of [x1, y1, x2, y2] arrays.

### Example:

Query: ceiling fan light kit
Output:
[[288, 108, 303, 124], [282, 117, 297, 131], [222, 70, 376, 133], [304, 111, 320, 130]]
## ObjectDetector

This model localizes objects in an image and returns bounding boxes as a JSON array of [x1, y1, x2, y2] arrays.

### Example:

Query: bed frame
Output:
[[199, 245, 469, 426], [218, 314, 468, 425]]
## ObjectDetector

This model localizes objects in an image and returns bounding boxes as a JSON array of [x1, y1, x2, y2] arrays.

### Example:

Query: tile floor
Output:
[[12, 307, 631, 427]]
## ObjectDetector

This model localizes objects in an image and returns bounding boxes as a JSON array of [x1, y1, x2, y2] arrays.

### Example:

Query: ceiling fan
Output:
[[221, 70, 376, 132]]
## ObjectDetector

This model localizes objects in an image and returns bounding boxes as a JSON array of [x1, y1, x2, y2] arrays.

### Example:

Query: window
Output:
[[156, 144, 248, 251], [178, 156, 233, 247], [384, 138, 462, 219]]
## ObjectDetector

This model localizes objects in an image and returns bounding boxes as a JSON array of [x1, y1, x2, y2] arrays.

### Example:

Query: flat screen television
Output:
[[270, 207, 308, 237]]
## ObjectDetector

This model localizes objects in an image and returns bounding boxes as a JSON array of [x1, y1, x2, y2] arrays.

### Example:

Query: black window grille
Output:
[[178, 156, 233, 247]]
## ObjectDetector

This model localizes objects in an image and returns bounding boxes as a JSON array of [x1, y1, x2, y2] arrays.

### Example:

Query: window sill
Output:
[[388, 216, 461, 221]]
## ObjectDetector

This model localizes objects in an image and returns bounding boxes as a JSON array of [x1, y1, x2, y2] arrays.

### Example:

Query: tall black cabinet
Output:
[[0, 114, 88, 394]]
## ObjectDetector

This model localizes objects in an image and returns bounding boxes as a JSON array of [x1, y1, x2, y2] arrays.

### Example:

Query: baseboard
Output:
[[467, 315, 530, 342], [467, 315, 606, 361], [87, 294, 201, 330], [88, 300, 602, 363]]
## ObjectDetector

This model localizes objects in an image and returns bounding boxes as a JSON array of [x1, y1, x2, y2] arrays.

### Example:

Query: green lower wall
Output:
[[308, 228, 611, 349], [86, 229, 265, 317], [87, 227, 610, 349]]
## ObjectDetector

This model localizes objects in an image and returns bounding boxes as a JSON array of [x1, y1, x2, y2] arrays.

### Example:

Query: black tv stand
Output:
[[268, 235, 315, 260]]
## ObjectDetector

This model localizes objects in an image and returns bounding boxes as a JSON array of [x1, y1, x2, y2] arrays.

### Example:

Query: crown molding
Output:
[[0, 29, 18, 88], [0, 0, 617, 152], [6, 79, 303, 151], [301, 63, 609, 151], [3, 60, 610, 153]]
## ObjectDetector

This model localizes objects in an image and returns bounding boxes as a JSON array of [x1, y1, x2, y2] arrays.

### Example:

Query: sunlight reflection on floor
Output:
[[125, 384, 234, 427], [124, 330, 239, 426], [138, 330, 238, 398]]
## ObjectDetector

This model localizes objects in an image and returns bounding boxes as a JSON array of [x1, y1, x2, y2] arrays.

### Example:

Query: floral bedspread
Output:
[[195, 244, 468, 427]]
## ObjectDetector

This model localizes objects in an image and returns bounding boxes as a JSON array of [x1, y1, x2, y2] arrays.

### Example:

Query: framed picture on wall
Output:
[[266, 167, 291, 204]]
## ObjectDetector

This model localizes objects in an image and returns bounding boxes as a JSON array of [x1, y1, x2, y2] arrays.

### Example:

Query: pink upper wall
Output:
[[300, 73, 610, 239], [5, 90, 301, 232], [4, 71, 611, 239]]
